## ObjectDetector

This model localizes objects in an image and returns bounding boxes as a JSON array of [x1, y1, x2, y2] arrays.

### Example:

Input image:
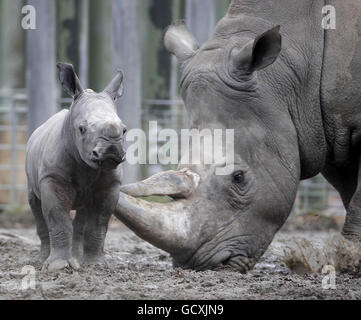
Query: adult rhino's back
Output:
[[321, 0, 361, 137], [228, 0, 361, 167]]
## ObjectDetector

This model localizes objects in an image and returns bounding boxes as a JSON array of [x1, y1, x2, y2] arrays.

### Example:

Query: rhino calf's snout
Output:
[[91, 144, 126, 166]]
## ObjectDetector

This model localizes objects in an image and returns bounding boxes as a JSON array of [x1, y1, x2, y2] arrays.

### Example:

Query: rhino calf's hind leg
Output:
[[40, 179, 80, 272], [28, 191, 50, 262]]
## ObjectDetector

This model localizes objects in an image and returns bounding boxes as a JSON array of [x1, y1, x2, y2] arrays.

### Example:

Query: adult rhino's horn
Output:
[[119, 168, 200, 199], [114, 192, 192, 254], [114, 168, 200, 254], [163, 21, 199, 62]]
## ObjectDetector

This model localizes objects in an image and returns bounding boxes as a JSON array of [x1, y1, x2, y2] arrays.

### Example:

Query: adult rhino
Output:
[[115, 0, 361, 272]]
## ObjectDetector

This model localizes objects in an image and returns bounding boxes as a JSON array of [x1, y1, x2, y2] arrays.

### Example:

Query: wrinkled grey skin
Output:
[[26, 63, 126, 272], [114, 0, 361, 273]]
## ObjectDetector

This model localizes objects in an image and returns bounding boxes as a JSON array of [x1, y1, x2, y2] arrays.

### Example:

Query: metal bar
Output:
[[0, 107, 27, 113], [143, 99, 184, 106], [0, 165, 25, 170], [0, 185, 27, 191], [0, 125, 27, 131], [10, 98, 18, 205], [0, 145, 26, 150]]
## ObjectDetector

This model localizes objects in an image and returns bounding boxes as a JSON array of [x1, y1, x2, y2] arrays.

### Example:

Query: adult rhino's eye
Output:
[[79, 125, 86, 135], [232, 171, 245, 184]]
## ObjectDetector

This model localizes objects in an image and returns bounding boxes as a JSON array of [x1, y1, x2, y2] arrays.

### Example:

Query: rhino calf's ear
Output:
[[103, 69, 124, 101], [57, 62, 84, 98], [231, 25, 281, 73]]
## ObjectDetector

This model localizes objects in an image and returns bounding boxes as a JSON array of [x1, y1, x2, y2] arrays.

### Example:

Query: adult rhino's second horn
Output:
[[114, 169, 200, 254]]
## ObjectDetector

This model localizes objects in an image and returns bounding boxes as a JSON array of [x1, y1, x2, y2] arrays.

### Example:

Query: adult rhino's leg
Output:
[[40, 178, 80, 271], [342, 157, 361, 241], [82, 184, 120, 264], [28, 191, 50, 262], [322, 160, 360, 240]]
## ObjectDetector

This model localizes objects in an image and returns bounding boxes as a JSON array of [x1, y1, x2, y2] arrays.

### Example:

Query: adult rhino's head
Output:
[[57, 63, 127, 170], [115, 18, 301, 272]]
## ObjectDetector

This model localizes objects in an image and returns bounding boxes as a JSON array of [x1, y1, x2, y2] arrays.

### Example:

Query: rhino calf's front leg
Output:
[[82, 211, 112, 264], [40, 179, 80, 272], [82, 186, 119, 264]]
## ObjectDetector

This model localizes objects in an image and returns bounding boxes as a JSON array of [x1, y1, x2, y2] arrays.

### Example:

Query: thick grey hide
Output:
[[114, 0, 361, 273], [26, 63, 126, 272]]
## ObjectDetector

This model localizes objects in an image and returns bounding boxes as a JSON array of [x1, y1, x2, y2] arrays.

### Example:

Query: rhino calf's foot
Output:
[[82, 253, 106, 266], [42, 256, 81, 272]]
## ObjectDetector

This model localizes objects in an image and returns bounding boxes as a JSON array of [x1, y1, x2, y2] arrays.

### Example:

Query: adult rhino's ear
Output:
[[163, 21, 199, 62], [103, 69, 124, 101], [230, 26, 281, 73], [57, 62, 84, 98]]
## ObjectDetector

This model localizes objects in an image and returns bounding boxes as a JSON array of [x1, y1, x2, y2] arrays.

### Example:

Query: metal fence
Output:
[[0, 91, 346, 217], [0, 91, 27, 210]]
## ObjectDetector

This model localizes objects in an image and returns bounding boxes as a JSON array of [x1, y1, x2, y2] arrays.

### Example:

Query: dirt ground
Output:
[[1, 222, 360, 300]]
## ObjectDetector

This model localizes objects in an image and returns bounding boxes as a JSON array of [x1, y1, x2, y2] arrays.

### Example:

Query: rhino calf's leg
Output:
[[28, 191, 50, 262], [82, 185, 119, 264], [72, 209, 87, 263], [40, 179, 80, 272], [82, 210, 112, 265]]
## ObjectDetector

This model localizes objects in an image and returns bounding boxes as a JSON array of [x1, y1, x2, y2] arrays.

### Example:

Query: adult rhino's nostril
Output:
[[92, 150, 100, 159]]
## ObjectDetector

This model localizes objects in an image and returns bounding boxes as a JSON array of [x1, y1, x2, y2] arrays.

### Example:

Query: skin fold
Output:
[[26, 63, 127, 272]]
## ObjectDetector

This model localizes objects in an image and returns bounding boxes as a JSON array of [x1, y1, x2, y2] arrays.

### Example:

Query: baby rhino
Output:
[[26, 63, 127, 272]]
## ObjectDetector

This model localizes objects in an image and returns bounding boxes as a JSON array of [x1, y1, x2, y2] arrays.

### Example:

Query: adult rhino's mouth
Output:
[[179, 229, 257, 273]]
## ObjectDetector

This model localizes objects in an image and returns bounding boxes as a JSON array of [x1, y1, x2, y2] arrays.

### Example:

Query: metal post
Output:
[[89, 0, 112, 92], [10, 99, 18, 206], [186, 0, 216, 45], [112, 0, 142, 183], [26, 0, 57, 135], [78, 0, 89, 87]]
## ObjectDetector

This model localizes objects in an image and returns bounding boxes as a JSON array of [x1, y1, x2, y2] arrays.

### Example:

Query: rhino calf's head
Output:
[[57, 63, 127, 171]]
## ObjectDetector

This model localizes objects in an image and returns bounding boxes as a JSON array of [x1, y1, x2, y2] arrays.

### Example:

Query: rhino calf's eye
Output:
[[232, 171, 245, 184]]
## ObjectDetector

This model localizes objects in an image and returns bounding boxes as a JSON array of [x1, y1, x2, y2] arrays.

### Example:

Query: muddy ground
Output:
[[0, 221, 360, 300]]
